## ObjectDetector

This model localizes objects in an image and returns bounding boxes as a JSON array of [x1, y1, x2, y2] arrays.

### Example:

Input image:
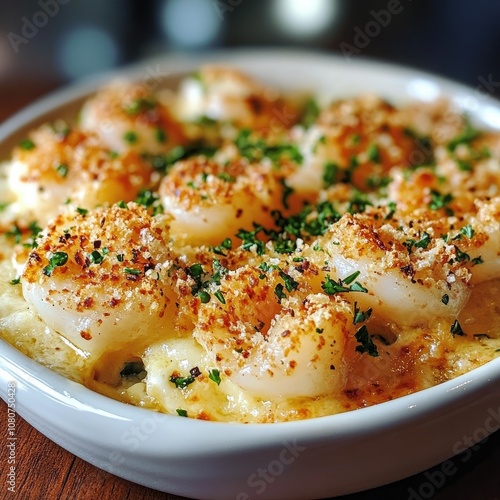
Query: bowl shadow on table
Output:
[[338, 429, 500, 500]]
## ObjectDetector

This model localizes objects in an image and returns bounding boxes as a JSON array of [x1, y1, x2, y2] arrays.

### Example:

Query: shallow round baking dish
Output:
[[1, 50, 500, 500]]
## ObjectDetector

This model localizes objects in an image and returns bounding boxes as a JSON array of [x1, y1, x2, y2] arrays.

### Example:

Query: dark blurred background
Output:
[[1, 0, 500, 118]]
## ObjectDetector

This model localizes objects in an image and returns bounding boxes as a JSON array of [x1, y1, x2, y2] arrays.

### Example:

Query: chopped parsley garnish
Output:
[[117, 254, 124, 262], [350, 133, 361, 146], [309, 201, 341, 232], [155, 127, 167, 144], [116, 200, 128, 209], [450, 320, 466, 337], [194, 115, 218, 126], [25, 221, 41, 245], [367, 143, 381, 163], [471, 256, 484, 266], [348, 191, 372, 214], [385, 201, 397, 220], [198, 291, 211, 303], [135, 189, 158, 207], [6, 224, 22, 243], [456, 159, 472, 172], [428, 190, 454, 215], [211, 238, 232, 257], [214, 290, 226, 304], [176, 408, 188, 417], [271, 238, 296, 255], [120, 361, 146, 379], [89, 249, 107, 265], [212, 237, 232, 256], [447, 121, 480, 152], [353, 302, 372, 325], [42, 252, 68, 276], [460, 225, 475, 239], [144, 145, 217, 174], [236, 225, 266, 255], [355, 325, 379, 357], [280, 179, 294, 209], [349, 155, 360, 170], [124, 268, 141, 276], [323, 162, 338, 188], [217, 172, 236, 182], [274, 283, 286, 303], [169, 374, 196, 389], [186, 261, 228, 303], [123, 131, 138, 144], [300, 97, 320, 128], [210, 259, 227, 283], [76, 207, 88, 215], [56, 164, 69, 177], [135, 189, 163, 215], [322, 271, 368, 295], [441, 294, 449, 305], [235, 129, 263, 161], [0, 202, 9, 212], [342, 271, 359, 285], [278, 269, 299, 293], [235, 129, 303, 165], [404, 231, 431, 253], [366, 175, 391, 190], [188, 263, 204, 278], [349, 282, 368, 293], [125, 97, 156, 115], [268, 143, 303, 164], [267, 201, 341, 252], [453, 245, 470, 263], [208, 369, 221, 385], [186, 263, 206, 296], [9, 277, 21, 285], [19, 138, 35, 150], [259, 262, 269, 273]]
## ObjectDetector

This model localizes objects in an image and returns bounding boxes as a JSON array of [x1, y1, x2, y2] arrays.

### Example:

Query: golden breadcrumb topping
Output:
[[1, 65, 500, 423]]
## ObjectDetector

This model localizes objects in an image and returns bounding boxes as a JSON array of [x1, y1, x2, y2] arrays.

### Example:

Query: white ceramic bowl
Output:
[[2, 50, 500, 500]]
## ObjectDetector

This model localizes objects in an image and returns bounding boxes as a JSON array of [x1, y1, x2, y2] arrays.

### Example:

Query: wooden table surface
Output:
[[2, 84, 500, 500]]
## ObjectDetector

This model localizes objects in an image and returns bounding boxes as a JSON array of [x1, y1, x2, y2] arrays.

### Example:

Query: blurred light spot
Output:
[[273, 0, 338, 38], [58, 26, 119, 79], [407, 79, 440, 102], [162, 0, 221, 48]]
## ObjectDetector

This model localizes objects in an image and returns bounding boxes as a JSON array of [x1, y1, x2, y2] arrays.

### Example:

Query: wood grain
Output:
[[0, 400, 186, 500]]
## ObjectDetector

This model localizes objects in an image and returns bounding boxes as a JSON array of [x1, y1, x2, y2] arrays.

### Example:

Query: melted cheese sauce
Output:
[[1, 67, 500, 423]]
